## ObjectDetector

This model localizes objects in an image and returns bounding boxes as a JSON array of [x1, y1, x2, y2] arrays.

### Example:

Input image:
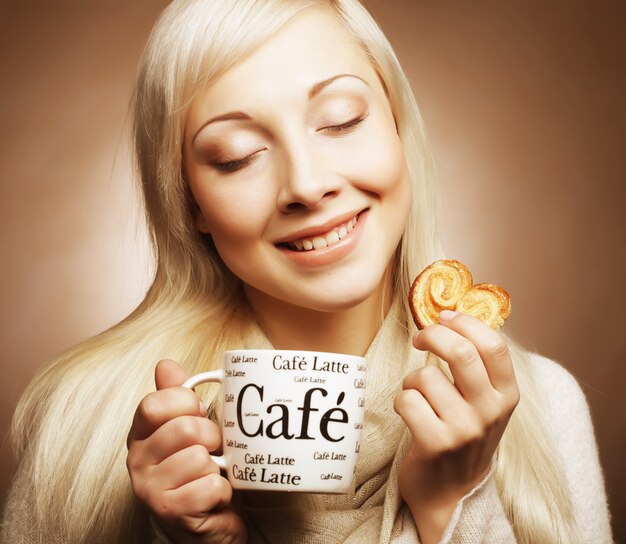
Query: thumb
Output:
[[155, 359, 190, 390]]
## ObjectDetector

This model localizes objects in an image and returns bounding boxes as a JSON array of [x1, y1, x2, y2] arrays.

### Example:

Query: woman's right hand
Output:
[[126, 359, 247, 544]]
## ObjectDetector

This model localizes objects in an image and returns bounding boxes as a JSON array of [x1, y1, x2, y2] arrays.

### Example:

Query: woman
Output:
[[1, 1, 612, 543]]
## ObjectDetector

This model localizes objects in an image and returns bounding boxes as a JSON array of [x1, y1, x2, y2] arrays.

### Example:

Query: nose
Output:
[[276, 140, 340, 213]]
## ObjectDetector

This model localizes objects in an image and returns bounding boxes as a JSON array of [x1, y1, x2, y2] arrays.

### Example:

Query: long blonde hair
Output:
[[10, 1, 574, 542]]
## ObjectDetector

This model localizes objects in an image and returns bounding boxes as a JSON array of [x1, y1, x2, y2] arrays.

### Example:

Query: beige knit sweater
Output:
[[1, 304, 614, 543]]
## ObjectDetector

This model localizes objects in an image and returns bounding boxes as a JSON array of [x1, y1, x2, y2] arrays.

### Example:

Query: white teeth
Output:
[[312, 237, 327, 250], [326, 230, 340, 245], [285, 213, 360, 251]]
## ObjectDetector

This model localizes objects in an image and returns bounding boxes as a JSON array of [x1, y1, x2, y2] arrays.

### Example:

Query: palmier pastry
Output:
[[409, 259, 511, 330]]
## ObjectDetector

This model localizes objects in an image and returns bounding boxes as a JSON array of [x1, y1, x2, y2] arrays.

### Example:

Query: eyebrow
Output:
[[191, 73, 368, 145]]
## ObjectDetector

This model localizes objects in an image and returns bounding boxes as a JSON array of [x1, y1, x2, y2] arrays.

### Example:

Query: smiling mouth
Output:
[[278, 212, 361, 252]]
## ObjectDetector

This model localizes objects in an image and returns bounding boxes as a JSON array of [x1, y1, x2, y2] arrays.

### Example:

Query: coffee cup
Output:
[[182, 349, 366, 493]]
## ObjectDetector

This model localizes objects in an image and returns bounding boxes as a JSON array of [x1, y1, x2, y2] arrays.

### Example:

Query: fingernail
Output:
[[198, 400, 208, 416], [439, 310, 458, 321]]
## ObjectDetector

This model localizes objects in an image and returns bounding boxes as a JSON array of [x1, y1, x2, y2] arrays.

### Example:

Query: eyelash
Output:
[[213, 155, 256, 173], [213, 116, 367, 173], [322, 115, 366, 134]]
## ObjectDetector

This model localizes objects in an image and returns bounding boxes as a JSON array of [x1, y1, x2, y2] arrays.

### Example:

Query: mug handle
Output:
[[181, 370, 227, 470]]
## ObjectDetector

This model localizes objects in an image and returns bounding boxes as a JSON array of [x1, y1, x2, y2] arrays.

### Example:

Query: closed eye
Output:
[[320, 115, 367, 134], [211, 115, 367, 173], [212, 149, 265, 173]]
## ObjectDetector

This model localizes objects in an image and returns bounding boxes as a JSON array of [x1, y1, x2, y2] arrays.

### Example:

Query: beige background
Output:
[[1, 0, 624, 540]]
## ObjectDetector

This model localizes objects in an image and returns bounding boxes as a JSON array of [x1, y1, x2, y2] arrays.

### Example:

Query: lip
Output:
[[276, 209, 368, 267], [274, 209, 366, 245]]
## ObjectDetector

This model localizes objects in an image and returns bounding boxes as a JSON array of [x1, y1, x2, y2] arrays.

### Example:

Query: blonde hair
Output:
[[10, 1, 575, 542]]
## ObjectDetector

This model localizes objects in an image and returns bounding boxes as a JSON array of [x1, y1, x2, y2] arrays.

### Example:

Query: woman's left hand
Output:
[[393, 310, 520, 544]]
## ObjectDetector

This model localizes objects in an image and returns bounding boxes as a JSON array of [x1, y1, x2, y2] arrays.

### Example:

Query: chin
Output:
[[283, 282, 382, 314]]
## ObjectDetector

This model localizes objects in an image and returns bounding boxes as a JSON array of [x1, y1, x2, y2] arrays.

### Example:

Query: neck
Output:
[[244, 284, 389, 357]]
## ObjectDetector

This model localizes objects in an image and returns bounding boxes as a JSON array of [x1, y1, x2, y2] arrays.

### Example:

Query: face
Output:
[[183, 5, 412, 314]]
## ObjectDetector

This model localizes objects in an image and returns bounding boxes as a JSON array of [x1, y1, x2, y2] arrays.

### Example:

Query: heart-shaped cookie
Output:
[[409, 259, 511, 330]]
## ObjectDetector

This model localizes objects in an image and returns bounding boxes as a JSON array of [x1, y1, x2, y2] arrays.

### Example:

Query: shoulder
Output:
[[522, 355, 613, 540], [524, 351, 597, 443], [526, 351, 585, 398]]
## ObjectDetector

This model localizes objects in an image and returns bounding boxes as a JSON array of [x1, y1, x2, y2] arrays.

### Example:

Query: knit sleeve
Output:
[[529, 353, 613, 541], [0, 448, 52, 544], [388, 460, 516, 543], [437, 354, 613, 543], [390, 354, 613, 543], [1, 447, 165, 544], [438, 461, 516, 543]]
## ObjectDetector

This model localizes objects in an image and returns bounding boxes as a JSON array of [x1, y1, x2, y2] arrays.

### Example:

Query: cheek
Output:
[[201, 193, 271, 280], [193, 181, 274, 246], [350, 119, 409, 196]]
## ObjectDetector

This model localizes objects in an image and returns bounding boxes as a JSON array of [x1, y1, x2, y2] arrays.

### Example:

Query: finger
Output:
[[156, 444, 221, 490], [165, 472, 233, 516], [413, 323, 489, 401], [139, 416, 222, 466], [393, 388, 446, 452], [128, 387, 204, 446], [155, 359, 191, 390], [437, 311, 517, 394], [402, 365, 469, 423]]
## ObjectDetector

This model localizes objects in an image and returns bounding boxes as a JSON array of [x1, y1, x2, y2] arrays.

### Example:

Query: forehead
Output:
[[187, 5, 379, 121]]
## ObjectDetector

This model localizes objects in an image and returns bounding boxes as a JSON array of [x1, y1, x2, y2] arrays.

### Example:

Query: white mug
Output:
[[182, 349, 366, 493]]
